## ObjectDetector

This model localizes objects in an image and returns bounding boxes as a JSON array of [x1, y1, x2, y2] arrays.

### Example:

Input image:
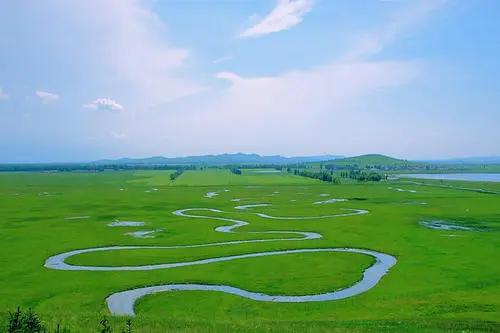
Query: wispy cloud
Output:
[[213, 56, 233, 64], [89, 0, 206, 106], [239, 0, 314, 38], [173, 1, 445, 154], [214, 72, 241, 82], [35, 90, 59, 104], [84, 98, 124, 112], [0, 88, 8, 100], [344, 0, 448, 60], [129, 59, 419, 157], [80, 0, 443, 157]]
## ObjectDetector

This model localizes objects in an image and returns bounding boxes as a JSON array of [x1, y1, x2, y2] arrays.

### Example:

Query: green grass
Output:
[[171, 169, 319, 186], [68, 250, 372, 295], [0, 170, 499, 332], [130, 170, 175, 186]]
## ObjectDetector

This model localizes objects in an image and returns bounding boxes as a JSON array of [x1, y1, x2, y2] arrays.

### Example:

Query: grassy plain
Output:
[[0, 170, 498, 332]]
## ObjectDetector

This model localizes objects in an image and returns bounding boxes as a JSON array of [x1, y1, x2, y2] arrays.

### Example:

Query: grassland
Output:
[[0, 170, 499, 332]]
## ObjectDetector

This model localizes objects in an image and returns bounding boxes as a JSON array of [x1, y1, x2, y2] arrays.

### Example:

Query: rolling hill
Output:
[[323, 154, 423, 169]]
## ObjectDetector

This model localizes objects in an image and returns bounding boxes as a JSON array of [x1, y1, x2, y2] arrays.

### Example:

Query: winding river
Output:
[[44, 201, 396, 316]]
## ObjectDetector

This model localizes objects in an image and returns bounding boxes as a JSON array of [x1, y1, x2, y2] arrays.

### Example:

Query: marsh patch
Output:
[[125, 229, 162, 238], [419, 220, 476, 231], [313, 198, 348, 204], [109, 221, 146, 227], [405, 201, 428, 205]]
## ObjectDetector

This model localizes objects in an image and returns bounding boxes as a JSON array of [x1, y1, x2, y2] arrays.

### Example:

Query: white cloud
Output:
[[35, 90, 59, 104], [117, 59, 419, 157], [205, 60, 419, 143], [0, 88, 8, 100], [344, 0, 448, 60], [213, 56, 233, 64], [239, 0, 314, 38], [10, 1, 206, 110], [82, 0, 206, 107], [84, 98, 124, 112], [214, 72, 242, 83], [122, 0, 445, 156], [186, 0, 446, 155]]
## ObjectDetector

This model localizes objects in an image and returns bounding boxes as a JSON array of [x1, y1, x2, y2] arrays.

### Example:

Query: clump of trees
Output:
[[292, 169, 340, 184], [340, 170, 383, 181], [230, 167, 242, 175], [5, 308, 133, 333], [169, 169, 184, 181]]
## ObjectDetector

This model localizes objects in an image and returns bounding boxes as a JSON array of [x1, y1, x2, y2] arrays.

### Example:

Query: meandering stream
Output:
[[44, 201, 396, 316]]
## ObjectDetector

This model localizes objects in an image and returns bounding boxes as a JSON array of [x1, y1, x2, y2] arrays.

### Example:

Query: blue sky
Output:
[[0, 0, 499, 162]]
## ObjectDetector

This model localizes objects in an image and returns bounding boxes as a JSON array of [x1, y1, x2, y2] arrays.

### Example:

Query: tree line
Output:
[[169, 169, 184, 181], [339, 170, 384, 181], [0, 164, 195, 173], [229, 167, 242, 175], [290, 168, 340, 184]]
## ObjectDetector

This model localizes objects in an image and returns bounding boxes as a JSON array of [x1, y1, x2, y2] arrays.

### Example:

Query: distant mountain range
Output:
[[92, 153, 500, 166], [421, 156, 500, 165], [93, 153, 344, 166]]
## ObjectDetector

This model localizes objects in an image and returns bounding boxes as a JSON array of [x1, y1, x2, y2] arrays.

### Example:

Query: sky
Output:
[[0, 0, 499, 163]]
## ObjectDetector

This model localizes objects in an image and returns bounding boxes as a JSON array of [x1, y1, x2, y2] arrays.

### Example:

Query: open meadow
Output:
[[0, 170, 499, 332], [3, 1, 500, 331]]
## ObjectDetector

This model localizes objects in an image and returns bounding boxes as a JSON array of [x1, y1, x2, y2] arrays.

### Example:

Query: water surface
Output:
[[399, 173, 500, 182]]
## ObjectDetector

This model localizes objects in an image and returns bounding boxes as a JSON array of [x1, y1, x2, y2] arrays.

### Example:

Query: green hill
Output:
[[324, 154, 422, 170]]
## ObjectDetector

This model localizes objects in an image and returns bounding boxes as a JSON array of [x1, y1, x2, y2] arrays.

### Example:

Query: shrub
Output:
[[4, 308, 131, 333]]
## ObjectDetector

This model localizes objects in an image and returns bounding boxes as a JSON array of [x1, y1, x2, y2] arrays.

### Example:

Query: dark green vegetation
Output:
[[4, 308, 131, 333], [6, 307, 51, 333], [229, 167, 242, 175], [0, 170, 499, 332], [340, 170, 383, 182], [169, 169, 184, 181], [290, 168, 339, 183], [315, 154, 500, 174]]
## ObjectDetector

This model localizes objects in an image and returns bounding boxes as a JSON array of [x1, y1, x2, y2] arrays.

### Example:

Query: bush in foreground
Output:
[[4, 308, 132, 333]]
